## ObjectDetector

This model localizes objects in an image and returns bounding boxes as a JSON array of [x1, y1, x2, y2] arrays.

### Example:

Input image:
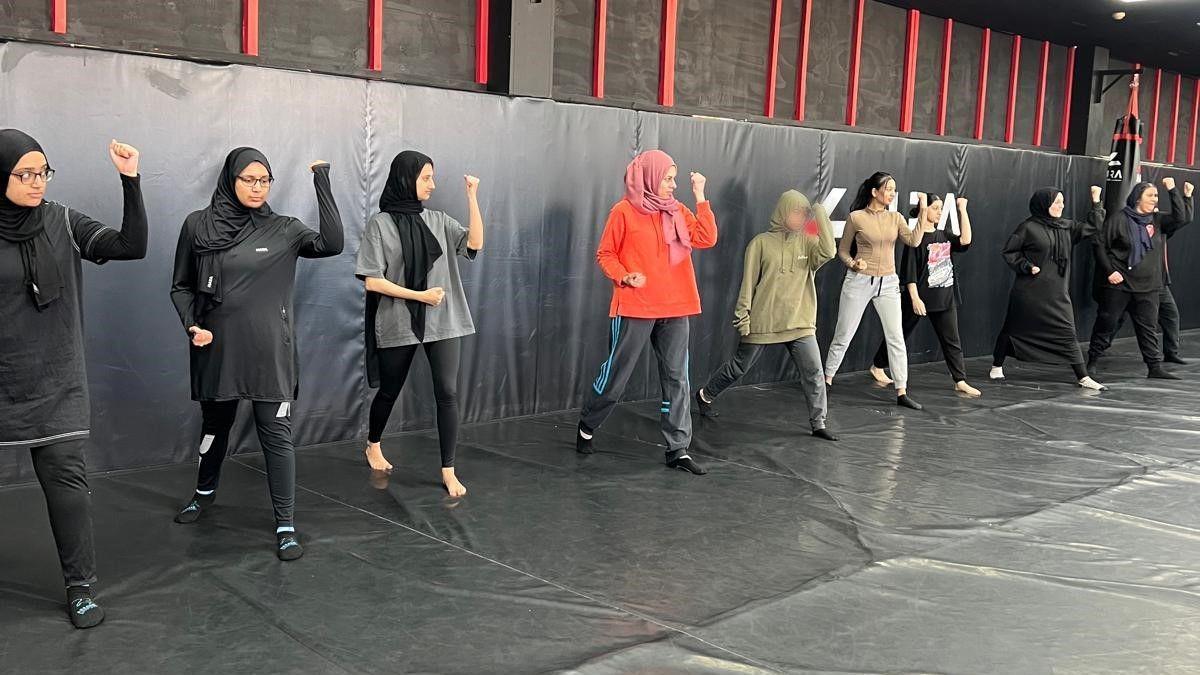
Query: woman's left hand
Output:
[[109, 140, 139, 177], [956, 197, 968, 211], [1185, 182, 1195, 198], [309, 161, 330, 173], [690, 172, 707, 201], [465, 175, 480, 198]]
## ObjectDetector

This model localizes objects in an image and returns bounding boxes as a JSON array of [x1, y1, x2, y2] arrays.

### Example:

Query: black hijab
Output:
[[1122, 182, 1155, 269], [192, 147, 274, 316], [0, 129, 62, 310], [379, 150, 442, 341], [1028, 187, 1072, 276]]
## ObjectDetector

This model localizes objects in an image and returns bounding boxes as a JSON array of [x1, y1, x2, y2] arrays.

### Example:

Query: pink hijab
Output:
[[624, 149, 692, 265]]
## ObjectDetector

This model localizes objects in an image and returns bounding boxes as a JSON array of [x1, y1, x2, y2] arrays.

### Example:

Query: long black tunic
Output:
[[1093, 188, 1194, 294], [997, 204, 1105, 365], [170, 167, 343, 402], [0, 175, 148, 449]]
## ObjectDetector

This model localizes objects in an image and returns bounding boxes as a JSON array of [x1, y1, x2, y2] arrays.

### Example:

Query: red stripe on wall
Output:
[[845, 0, 866, 126], [367, 0, 382, 71], [764, 0, 784, 117], [51, 0, 66, 34], [935, 19, 953, 136], [1189, 79, 1200, 166], [1059, 45, 1075, 151], [1004, 35, 1021, 144], [242, 0, 259, 56], [475, 0, 490, 84], [1148, 68, 1162, 159], [592, 0, 608, 98], [1168, 73, 1182, 164], [974, 28, 991, 140], [1032, 41, 1049, 145], [794, 0, 813, 121], [659, 0, 678, 107], [899, 9, 920, 133]]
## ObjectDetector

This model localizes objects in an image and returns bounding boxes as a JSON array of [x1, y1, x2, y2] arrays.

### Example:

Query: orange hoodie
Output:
[[596, 199, 718, 318]]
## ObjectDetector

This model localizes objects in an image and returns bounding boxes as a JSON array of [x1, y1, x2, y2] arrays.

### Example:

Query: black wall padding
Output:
[[0, 41, 1197, 486]]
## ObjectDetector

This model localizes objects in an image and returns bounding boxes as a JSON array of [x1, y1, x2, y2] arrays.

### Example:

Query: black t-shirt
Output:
[[901, 228, 966, 313]]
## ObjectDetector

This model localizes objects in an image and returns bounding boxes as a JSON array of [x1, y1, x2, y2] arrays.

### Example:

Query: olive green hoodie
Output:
[[733, 190, 836, 344]]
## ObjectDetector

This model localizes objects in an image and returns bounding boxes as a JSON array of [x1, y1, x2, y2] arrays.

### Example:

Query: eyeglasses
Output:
[[236, 175, 274, 188], [10, 169, 55, 186]]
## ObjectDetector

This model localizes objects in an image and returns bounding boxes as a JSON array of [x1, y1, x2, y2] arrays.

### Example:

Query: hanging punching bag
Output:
[[1104, 73, 1143, 214]]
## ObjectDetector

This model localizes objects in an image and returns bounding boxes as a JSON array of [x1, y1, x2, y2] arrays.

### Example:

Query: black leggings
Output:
[[368, 338, 461, 468], [992, 333, 1088, 379], [873, 302, 967, 383], [31, 440, 96, 587], [194, 400, 295, 527]]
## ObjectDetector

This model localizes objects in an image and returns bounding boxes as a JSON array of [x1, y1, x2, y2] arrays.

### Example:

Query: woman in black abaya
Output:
[[991, 186, 1106, 389]]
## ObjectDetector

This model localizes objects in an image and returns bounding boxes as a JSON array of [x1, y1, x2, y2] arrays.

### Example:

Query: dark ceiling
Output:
[[882, 0, 1200, 77]]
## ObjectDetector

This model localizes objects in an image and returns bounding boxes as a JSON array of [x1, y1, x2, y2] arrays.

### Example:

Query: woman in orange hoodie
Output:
[[575, 150, 718, 475]]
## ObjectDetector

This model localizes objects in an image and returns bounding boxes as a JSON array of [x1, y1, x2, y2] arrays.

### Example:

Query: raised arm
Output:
[[1159, 178, 1195, 236], [807, 203, 837, 269], [898, 194, 926, 247], [1070, 186, 1105, 244], [297, 162, 344, 258], [70, 141, 148, 262], [464, 174, 484, 251], [732, 238, 762, 337], [953, 197, 972, 249], [685, 171, 718, 249]]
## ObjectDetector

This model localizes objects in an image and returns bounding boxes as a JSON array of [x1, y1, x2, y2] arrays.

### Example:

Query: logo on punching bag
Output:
[[1106, 152, 1123, 183]]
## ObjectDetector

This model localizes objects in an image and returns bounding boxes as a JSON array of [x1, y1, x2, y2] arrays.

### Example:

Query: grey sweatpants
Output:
[[580, 316, 692, 452], [702, 336, 827, 429], [824, 270, 909, 390]]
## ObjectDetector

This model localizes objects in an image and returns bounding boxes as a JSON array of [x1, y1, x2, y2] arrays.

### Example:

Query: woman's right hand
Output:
[[422, 287, 446, 306], [622, 272, 647, 288], [850, 259, 866, 272], [189, 326, 213, 347], [1108, 271, 1125, 285], [912, 296, 927, 316], [1030, 266, 1041, 275]]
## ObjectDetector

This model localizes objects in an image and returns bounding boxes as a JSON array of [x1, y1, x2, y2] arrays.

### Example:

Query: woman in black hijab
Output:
[[1087, 178, 1194, 378], [991, 185, 1105, 389], [355, 151, 484, 497], [170, 148, 343, 561], [0, 129, 147, 628]]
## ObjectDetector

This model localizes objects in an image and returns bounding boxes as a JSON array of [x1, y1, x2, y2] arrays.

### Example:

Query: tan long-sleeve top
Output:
[[837, 206, 923, 277]]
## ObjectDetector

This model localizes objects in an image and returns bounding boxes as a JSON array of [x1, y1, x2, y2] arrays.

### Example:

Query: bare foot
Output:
[[364, 442, 393, 471], [442, 468, 467, 497], [869, 366, 894, 385], [954, 381, 982, 397], [825, 375, 834, 386]]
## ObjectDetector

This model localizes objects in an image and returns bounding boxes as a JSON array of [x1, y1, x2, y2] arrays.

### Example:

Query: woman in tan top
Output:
[[823, 171, 925, 410]]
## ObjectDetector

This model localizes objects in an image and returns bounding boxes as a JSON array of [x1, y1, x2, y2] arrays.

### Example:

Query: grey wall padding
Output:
[[1, 41, 1197, 486]]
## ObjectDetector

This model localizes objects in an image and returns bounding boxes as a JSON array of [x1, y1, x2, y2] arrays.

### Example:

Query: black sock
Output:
[[576, 422, 595, 454], [66, 585, 105, 629], [174, 491, 215, 524]]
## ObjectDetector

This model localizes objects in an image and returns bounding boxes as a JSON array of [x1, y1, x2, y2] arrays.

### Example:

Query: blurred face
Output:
[[417, 163, 435, 201], [5, 151, 50, 207], [1049, 193, 1065, 218], [784, 205, 812, 232], [1137, 186, 1158, 214], [657, 166, 678, 199], [872, 178, 896, 207], [925, 199, 943, 226], [234, 161, 271, 209]]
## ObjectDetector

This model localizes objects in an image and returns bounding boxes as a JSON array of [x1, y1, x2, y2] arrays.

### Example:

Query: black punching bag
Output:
[[1104, 74, 1143, 214]]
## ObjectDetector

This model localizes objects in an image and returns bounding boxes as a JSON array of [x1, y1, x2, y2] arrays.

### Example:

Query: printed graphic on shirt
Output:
[[926, 242, 954, 288]]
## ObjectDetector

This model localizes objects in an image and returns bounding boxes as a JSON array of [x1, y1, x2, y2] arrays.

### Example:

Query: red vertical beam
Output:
[[845, 0, 866, 126], [50, 0, 66, 34], [1147, 68, 1162, 159], [1004, 35, 1021, 144], [763, 0, 784, 117], [1032, 40, 1050, 145], [592, 0, 608, 98], [475, 0, 490, 84], [658, 0, 678, 107], [794, 0, 813, 121], [1189, 79, 1200, 166], [367, 0, 383, 71], [974, 28, 991, 140], [242, 0, 259, 56], [899, 9, 920, 133], [1168, 73, 1182, 164], [1059, 45, 1076, 152], [935, 19, 953, 136]]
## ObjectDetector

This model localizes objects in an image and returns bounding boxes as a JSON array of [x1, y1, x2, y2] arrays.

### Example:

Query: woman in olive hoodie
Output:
[[695, 190, 838, 440]]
